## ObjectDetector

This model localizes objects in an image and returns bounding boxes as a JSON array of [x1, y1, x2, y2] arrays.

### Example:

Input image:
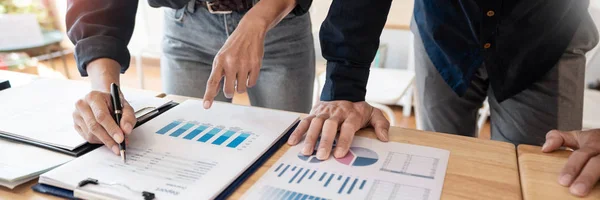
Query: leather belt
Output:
[[197, 0, 253, 14]]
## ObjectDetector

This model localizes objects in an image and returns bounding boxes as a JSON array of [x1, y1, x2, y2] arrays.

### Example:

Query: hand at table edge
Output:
[[542, 129, 600, 197]]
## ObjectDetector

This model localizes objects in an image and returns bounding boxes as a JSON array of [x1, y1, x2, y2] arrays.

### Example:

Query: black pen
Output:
[[110, 83, 126, 163]]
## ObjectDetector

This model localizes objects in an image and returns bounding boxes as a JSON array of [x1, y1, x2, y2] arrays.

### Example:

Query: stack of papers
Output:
[[243, 137, 450, 200], [0, 139, 73, 189], [0, 78, 171, 189], [0, 78, 168, 150], [40, 100, 300, 199]]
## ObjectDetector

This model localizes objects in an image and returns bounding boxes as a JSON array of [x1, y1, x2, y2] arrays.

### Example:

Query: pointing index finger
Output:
[[204, 64, 224, 109]]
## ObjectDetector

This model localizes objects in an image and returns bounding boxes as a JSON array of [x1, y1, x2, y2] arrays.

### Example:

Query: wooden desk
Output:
[[2, 95, 521, 199], [518, 145, 600, 200], [166, 95, 522, 200]]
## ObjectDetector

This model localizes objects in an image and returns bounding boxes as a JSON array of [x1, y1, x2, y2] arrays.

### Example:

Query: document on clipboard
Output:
[[40, 100, 300, 199]]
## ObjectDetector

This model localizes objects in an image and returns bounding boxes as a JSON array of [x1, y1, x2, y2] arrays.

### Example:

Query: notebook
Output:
[[40, 100, 300, 199], [0, 78, 171, 155]]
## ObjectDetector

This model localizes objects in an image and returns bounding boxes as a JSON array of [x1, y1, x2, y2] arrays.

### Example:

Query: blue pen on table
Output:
[[110, 83, 126, 163]]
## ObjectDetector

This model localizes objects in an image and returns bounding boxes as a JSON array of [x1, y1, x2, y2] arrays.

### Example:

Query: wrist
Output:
[[87, 58, 121, 92], [238, 14, 270, 35]]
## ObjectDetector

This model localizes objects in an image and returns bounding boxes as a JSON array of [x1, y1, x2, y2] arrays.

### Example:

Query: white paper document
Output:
[[40, 100, 299, 199], [243, 137, 450, 200], [0, 139, 73, 189], [0, 78, 163, 150]]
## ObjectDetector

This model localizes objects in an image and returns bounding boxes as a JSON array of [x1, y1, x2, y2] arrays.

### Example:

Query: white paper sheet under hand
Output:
[[40, 100, 299, 199], [243, 137, 450, 200]]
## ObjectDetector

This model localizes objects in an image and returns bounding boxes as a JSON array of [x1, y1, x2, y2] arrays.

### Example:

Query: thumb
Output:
[[542, 130, 579, 153], [369, 108, 390, 142]]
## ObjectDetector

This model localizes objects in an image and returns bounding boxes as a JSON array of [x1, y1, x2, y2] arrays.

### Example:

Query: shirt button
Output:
[[487, 10, 495, 17], [484, 43, 492, 49]]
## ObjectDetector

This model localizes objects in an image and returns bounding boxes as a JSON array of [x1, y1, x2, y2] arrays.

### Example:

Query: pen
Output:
[[110, 83, 126, 163]]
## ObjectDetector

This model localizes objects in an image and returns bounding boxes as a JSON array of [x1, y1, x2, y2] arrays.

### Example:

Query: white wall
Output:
[[586, 2, 600, 85]]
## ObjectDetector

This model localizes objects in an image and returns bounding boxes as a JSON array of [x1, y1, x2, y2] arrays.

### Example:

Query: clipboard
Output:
[[32, 121, 299, 199], [0, 101, 179, 157]]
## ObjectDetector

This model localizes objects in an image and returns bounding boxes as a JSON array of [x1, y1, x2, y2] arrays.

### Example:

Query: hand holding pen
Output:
[[72, 82, 136, 159]]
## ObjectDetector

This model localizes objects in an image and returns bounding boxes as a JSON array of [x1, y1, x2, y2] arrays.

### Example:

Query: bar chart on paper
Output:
[[155, 120, 256, 150], [258, 162, 369, 199]]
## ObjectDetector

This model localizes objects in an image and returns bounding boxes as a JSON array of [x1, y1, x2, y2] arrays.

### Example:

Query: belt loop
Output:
[[187, 0, 196, 13]]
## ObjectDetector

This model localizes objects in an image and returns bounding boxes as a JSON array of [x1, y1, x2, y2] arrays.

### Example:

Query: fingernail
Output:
[[113, 133, 124, 143], [111, 145, 120, 155], [317, 148, 328, 160], [570, 183, 588, 196], [559, 174, 573, 186], [124, 123, 133, 134], [203, 101, 212, 109], [288, 137, 297, 145], [334, 147, 345, 158], [302, 145, 313, 155], [542, 142, 549, 151]]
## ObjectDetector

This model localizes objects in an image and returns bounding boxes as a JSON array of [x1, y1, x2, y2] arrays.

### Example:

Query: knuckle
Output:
[[75, 99, 86, 108], [95, 112, 110, 123], [207, 78, 220, 87], [337, 136, 352, 147], [87, 122, 102, 135], [341, 123, 356, 131]]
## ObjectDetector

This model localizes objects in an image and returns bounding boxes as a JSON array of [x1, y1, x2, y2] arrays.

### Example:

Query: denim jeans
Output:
[[161, 1, 315, 113]]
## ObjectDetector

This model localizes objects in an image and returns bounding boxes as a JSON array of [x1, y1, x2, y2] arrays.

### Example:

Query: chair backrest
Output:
[[0, 14, 44, 50]]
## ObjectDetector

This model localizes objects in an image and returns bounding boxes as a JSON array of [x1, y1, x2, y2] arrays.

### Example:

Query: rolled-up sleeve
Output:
[[319, 0, 392, 102], [66, 0, 138, 76]]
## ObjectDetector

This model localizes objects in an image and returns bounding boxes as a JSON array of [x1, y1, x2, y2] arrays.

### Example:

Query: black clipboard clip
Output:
[[77, 178, 155, 200]]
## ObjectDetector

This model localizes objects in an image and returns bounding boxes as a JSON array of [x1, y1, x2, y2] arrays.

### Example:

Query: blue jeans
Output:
[[161, 2, 315, 113]]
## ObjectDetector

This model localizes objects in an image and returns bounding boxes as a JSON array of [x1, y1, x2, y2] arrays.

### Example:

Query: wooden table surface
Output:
[[518, 145, 600, 200], [166, 95, 522, 200], [1, 94, 522, 200]]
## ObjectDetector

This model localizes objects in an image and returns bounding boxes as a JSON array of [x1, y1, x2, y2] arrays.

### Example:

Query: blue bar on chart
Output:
[[156, 120, 183, 134], [198, 127, 222, 142], [226, 132, 250, 148], [212, 130, 237, 145], [183, 125, 208, 140], [273, 164, 367, 195], [169, 122, 195, 137], [260, 186, 327, 200]]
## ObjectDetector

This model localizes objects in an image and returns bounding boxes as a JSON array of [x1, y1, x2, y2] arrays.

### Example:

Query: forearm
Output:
[[87, 58, 121, 92], [240, 0, 297, 32]]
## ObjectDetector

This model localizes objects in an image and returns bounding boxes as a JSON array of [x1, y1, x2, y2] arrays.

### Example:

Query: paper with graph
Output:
[[243, 137, 450, 200], [40, 100, 299, 199]]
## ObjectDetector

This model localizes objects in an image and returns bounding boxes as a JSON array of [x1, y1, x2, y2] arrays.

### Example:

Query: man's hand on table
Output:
[[72, 58, 136, 155], [542, 129, 600, 197], [287, 101, 390, 160]]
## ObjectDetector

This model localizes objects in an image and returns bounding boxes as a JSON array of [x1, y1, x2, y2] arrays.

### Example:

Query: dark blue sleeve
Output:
[[66, 0, 138, 76], [319, 0, 392, 102], [292, 0, 312, 16]]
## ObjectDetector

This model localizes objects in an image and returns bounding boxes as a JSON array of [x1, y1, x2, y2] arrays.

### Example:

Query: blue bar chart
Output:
[[156, 120, 182, 135], [259, 186, 328, 200], [272, 163, 367, 195], [155, 120, 254, 150]]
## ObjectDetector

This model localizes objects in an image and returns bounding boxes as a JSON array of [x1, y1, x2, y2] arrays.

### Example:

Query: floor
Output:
[[36, 54, 492, 140]]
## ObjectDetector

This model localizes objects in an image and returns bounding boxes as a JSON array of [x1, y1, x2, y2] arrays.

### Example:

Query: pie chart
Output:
[[335, 147, 378, 166]]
